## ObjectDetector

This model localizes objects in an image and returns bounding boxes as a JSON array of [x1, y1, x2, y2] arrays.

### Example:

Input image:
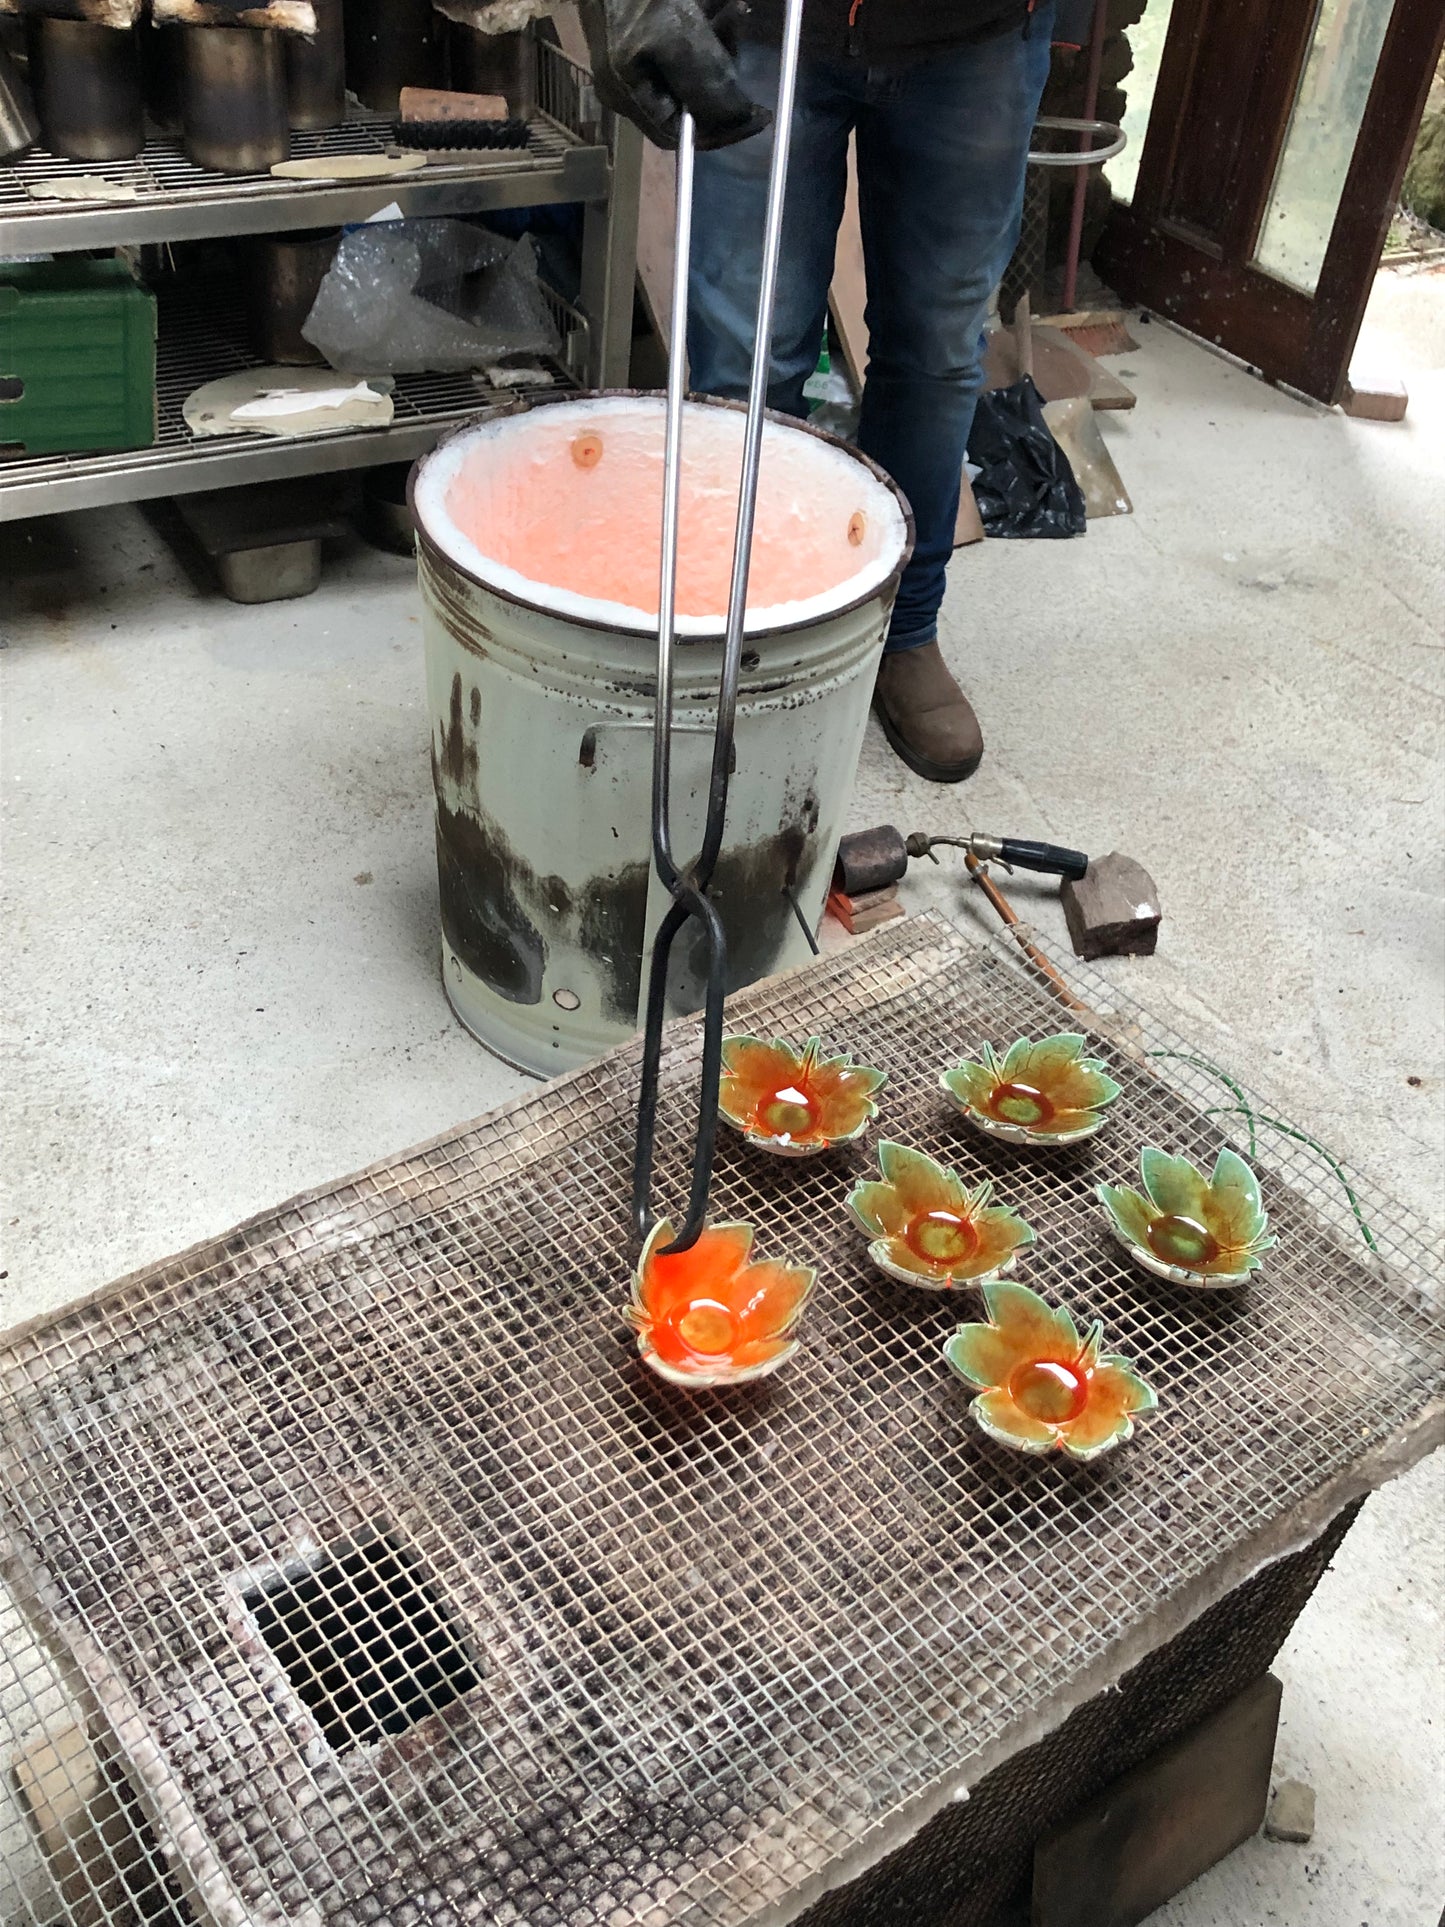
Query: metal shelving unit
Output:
[[0, 274, 589, 519], [0, 114, 606, 254], [0, 36, 642, 522]]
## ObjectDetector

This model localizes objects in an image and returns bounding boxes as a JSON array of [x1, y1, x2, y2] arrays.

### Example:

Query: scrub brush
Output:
[[396, 87, 530, 153]]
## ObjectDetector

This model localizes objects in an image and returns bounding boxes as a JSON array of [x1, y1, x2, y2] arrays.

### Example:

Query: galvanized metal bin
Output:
[[411, 393, 912, 1075]]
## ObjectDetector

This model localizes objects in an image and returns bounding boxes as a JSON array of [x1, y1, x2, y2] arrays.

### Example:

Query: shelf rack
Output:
[[0, 36, 642, 522], [0, 275, 588, 519]]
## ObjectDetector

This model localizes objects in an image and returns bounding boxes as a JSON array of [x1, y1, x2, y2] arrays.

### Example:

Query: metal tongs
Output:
[[631, 0, 808, 1256]]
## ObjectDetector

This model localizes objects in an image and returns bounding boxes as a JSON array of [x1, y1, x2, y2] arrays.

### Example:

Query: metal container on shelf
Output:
[[245, 227, 339, 364], [139, 22, 183, 136], [0, 41, 39, 159], [359, 462, 415, 553], [343, 0, 440, 113], [410, 392, 912, 1075], [446, 20, 531, 115], [180, 25, 289, 174], [26, 16, 143, 162], [284, 0, 346, 131]]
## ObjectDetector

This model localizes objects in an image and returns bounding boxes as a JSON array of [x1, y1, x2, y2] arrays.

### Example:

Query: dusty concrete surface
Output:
[[2, 277, 1442, 1922]]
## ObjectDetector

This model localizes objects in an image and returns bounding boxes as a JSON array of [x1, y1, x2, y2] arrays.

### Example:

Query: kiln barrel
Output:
[[410, 393, 913, 1074]]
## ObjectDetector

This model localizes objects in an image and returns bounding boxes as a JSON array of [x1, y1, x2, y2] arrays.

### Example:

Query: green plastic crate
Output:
[[0, 256, 157, 457]]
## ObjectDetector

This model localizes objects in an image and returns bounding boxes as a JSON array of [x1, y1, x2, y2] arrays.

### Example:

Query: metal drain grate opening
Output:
[[243, 1534, 480, 1753]]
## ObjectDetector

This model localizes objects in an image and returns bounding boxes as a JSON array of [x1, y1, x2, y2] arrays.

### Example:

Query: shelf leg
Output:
[[581, 116, 643, 388]]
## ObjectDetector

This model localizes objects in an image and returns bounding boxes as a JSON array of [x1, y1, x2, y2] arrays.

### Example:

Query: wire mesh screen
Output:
[[1, 913, 1441, 1927], [998, 166, 1050, 330], [803, 1499, 1361, 1927]]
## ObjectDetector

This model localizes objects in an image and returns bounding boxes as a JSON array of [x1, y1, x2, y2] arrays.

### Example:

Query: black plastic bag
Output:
[[967, 377, 1087, 539]]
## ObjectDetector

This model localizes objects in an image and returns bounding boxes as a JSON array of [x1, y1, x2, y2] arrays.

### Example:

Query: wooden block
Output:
[[12, 1722, 135, 1927], [1032, 1674, 1282, 1927], [829, 139, 868, 391], [635, 143, 679, 352], [841, 884, 899, 916], [984, 325, 1136, 410], [1342, 376, 1408, 421], [954, 475, 985, 547], [1060, 851, 1160, 961], [826, 887, 905, 935]]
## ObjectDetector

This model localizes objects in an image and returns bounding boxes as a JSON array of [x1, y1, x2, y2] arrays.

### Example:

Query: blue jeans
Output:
[[689, 18, 1053, 651]]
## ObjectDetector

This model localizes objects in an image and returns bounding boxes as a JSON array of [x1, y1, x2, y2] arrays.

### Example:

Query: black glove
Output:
[[576, 0, 771, 152]]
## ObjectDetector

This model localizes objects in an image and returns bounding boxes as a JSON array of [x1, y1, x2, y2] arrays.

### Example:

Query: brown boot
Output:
[[873, 642, 984, 783]]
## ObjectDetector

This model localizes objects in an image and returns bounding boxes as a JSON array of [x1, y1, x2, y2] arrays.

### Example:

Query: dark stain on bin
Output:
[[433, 671, 544, 1005], [579, 860, 652, 1023], [669, 785, 820, 1015], [434, 799, 546, 1006], [436, 673, 478, 791]]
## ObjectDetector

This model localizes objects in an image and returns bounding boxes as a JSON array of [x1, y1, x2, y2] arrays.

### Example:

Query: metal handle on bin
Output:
[[632, 0, 808, 1255]]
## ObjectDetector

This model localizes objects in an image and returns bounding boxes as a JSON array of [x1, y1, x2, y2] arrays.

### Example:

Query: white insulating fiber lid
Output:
[[413, 396, 909, 637]]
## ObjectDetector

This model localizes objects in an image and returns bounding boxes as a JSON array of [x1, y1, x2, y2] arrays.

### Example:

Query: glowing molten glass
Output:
[[628, 1220, 815, 1388]]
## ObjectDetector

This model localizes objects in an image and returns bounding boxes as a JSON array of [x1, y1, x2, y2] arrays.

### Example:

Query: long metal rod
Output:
[[648, 111, 697, 897], [1061, 0, 1109, 311], [632, 0, 808, 1253], [696, 0, 807, 886], [963, 852, 1086, 1011]]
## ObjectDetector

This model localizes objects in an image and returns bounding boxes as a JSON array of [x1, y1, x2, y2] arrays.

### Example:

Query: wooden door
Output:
[[1097, 0, 1445, 402]]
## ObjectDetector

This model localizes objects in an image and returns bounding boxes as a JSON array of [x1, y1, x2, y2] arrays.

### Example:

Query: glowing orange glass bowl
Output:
[[940, 1033, 1121, 1147], [718, 1035, 887, 1156], [1097, 1146, 1275, 1288], [847, 1141, 1035, 1291], [943, 1280, 1158, 1462], [628, 1221, 816, 1388]]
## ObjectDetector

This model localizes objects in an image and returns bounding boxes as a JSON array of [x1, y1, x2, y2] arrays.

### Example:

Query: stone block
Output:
[[1031, 1673, 1281, 1927], [1265, 1778, 1315, 1843], [1060, 851, 1161, 960]]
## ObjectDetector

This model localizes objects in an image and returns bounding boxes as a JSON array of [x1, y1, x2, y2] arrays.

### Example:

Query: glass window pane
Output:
[[1108, 0, 1176, 206], [1254, 0, 1395, 293]]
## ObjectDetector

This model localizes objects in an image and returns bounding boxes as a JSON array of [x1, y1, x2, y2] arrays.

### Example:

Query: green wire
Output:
[[1204, 1106, 1378, 1254], [1145, 1049, 1377, 1253], [1146, 1051, 1257, 1155]]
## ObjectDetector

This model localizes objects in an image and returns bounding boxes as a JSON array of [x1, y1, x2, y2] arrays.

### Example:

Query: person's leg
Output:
[[688, 42, 854, 417], [857, 16, 1053, 650]]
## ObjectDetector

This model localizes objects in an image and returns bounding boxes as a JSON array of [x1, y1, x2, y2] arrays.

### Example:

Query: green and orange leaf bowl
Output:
[[847, 1141, 1035, 1291], [943, 1279, 1158, 1462], [718, 1034, 887, 1158], [1097, 1146, 1275, 1288], [628, 1219, 816, 1388], [940, 1033, 1121, 1147]]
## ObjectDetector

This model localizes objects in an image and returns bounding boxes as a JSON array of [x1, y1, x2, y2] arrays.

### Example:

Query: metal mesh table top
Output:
[[1, 914, 1441, 1927]]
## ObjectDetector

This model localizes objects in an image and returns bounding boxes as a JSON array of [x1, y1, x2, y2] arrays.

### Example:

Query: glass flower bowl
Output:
[[940, 1033, 1121, 1147], [628, 1220, 815, 1388], [943, 1280, 1157, 1462], [718, 1035, 887, 1157], [1097, 1146, 1275, 1288], [847, 1141, 1035, 1291]]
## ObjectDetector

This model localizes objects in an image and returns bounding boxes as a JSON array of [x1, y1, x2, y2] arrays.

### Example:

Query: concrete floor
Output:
[[2, 271, 1442, 1922]]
